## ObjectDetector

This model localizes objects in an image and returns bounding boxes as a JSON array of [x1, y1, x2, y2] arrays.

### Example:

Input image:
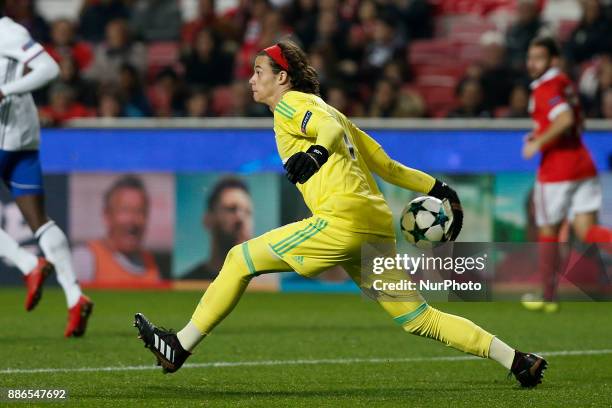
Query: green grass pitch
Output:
[[1, 288, 611, 407]]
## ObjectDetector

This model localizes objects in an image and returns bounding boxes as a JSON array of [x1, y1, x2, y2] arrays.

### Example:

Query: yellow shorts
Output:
[[240, 215, 424, 320], [243, 215, 393, 279]]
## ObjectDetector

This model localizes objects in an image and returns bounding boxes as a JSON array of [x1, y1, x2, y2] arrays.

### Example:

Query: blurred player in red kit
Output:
[[521, 37, 611, 312]]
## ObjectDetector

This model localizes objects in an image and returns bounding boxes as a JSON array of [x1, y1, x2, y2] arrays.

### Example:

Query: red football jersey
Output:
[[529, 67, 597, 182]]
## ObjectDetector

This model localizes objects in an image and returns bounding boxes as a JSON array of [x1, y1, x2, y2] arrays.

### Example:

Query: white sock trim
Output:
[[36, 220, 82, 307], [489, 336, 515, 370], [177, 321, 205, 352], [0, 228, 38, 274], [35, 220, 56, 240]]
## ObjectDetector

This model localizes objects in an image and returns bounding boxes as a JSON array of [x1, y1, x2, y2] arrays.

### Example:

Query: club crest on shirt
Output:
[[548, 96, 561, 106], [21, 39, 35, 51], [301, 111, 312, 134]]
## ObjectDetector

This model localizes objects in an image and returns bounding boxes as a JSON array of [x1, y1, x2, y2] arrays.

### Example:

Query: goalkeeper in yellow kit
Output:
[[134, 40, 546, 388]]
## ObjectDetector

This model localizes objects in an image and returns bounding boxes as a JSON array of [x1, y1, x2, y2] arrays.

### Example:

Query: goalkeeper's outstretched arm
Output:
[[352, 126, 435, 193], [353, 126, 463, 240]]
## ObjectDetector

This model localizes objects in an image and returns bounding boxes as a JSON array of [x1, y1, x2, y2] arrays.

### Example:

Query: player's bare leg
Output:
[[135, 228, 300, 373], [0, 228, 54, 310], [522, 223, 561, 312], [134, 243, 263, 373], [573, 211, 612, 253], [572, 211, 598, 241], [15, 194, 93, 337], [14, 194, 48, 231]]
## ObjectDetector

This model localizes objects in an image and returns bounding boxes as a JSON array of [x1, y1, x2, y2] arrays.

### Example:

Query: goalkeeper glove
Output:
[[284, 145, 329, 184], [428, 179, 463, 241]]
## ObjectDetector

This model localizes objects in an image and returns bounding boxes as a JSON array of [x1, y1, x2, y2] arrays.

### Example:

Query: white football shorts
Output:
[[533, 177, 602, 227]]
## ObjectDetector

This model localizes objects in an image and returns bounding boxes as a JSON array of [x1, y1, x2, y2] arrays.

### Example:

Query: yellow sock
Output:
[[382, 302, 494, 358], [191, 245, 254, 334]]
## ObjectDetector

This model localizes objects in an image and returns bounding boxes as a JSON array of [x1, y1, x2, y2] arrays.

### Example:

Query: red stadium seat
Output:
[[411, 64, 468, 81], [557, 19, 579, 42], [212, 86, 233, 116], [147, 42, 180, 80], [408, 39, 459, 65], [415, 74, 457, 87], [447, 16, 496, 43], [459, 43, 485, 63], [406, 84, 456, 117], [494, 106, 510, 118], [432, 0, 515, 15]]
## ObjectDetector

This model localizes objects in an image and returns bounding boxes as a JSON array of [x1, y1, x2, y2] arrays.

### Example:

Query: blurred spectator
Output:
[[599, 87, 612, 118], [381, 58, 410, 87], [7, 0, 609, 119], [503, 83, 530, 118], [392, 0, 433, 40], [357, 0, 378, 37], [234, 0, 270, 79], [215, 0, 252, 43], [326, 84, 349, 111], [308, 45, 335, 91], [234, 0, 291, 79], [594, 55, 612, 108], [336, 0, 360, 21], [579, 56, 602, 108], [45, 19, 93, 71], [54, 57, 97, 108], [336, 25, 366, 83], [368, 79, 398, 117], [39, 83, 94, 126], [478, 31, 522, 110], [285, 0, 319, 50], [33, 56, 97, 108], [131, 0, 182, 42], [447, 78, 492, 118], [579, 54, 612, 116], [318, 0, 339, 13], [325, 84, 364, 116], [118, 63, 152, 117], [5, 0, 49, 42], [182, 0, 220, 46], [79, 0, 131, 43], [506, 0, 544, 70], [258, 9, 291, 49], [313, 9, 346, 52], [184, 88, 211, 117], [363, 15, 403, 80], [393, 90, 426, 118], [97, 91, 124, 118], [183, 29, 234, 88], [147, 67, 184, 117], [85, 19, 147, 84], [226, 80, 268, 116], [565, 0, 612, 64]]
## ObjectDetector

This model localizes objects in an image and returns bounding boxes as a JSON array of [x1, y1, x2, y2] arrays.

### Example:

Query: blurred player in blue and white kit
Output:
[[0, 6, 93, 337]]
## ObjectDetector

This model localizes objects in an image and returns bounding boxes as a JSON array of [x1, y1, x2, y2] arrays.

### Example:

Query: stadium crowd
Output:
[[5, 0, 612, 124]]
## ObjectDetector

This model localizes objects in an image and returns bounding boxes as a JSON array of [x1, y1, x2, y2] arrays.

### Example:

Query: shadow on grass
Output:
[[130, 382, 512, 400]]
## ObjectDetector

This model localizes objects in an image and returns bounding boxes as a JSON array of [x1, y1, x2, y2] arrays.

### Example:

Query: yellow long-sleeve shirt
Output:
[[273, 90, 435, 237]]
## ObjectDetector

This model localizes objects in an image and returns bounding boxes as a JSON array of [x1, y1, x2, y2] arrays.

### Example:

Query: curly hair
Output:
[[529, 36, 561, 58], [257, 40, 320, 96]]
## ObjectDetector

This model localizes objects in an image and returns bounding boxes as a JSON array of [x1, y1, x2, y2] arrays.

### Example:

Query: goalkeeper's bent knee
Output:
[[191, 244, 254, 334], [400, 305, 493, 358]]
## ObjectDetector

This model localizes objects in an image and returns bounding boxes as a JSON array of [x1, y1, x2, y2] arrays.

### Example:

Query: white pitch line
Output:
[[2, 349, 611, 375]]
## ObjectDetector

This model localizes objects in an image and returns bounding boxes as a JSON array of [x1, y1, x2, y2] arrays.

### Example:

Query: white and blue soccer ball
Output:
[[400, 196, 452, 249]]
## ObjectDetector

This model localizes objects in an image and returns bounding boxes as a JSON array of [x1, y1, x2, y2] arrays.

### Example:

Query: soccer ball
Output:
[[400, 196, 452, 249]]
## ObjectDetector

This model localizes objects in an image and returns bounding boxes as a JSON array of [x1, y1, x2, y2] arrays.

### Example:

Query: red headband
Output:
[[263, 44, 289, 71]]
